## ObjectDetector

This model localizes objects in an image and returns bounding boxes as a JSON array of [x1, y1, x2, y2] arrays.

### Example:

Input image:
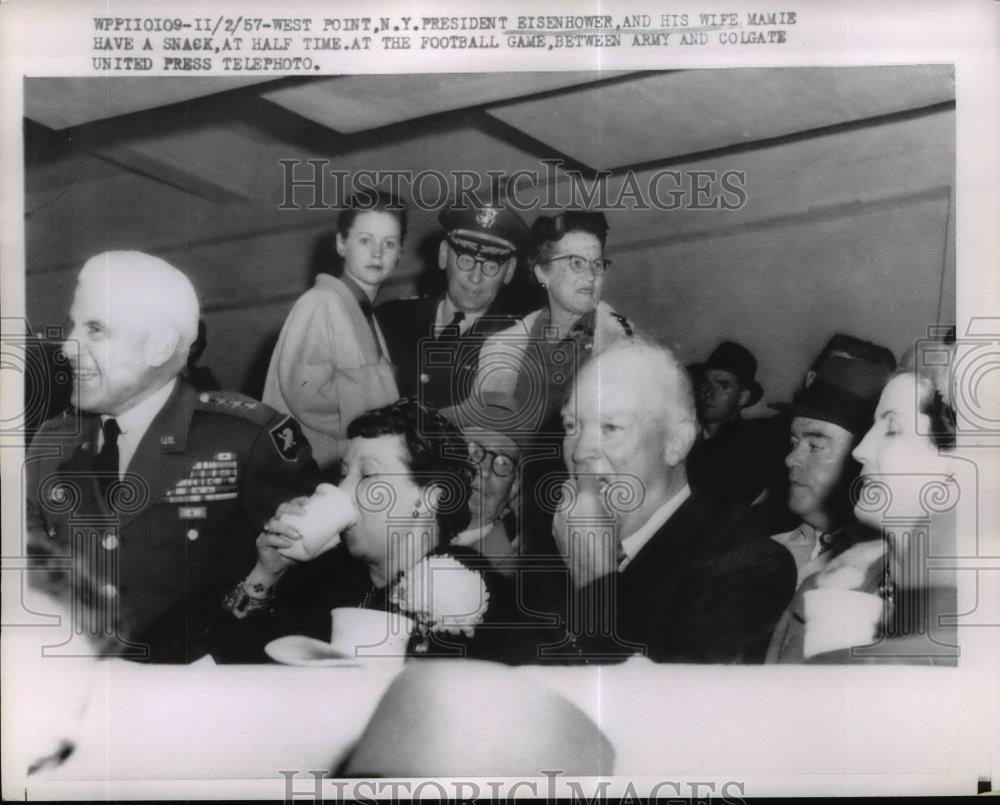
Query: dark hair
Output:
[[347, 399, 473, 541], [528, 210, 609, 264], [898, 341, 957, 451], [336, 191, 409, 243]]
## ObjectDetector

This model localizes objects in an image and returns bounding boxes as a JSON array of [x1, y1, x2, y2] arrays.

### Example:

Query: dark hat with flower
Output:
[[770, 355, 891, 436]]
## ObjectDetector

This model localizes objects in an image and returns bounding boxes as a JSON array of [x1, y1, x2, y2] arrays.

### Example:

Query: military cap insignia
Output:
[[476, 206, 500, 228], [269, 416, 305, 462]]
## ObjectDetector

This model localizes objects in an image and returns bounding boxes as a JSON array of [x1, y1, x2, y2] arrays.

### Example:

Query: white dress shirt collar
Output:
[[100, 377, 177, 476], [437, 296, 487, 335], [618, 484, 692, 571]]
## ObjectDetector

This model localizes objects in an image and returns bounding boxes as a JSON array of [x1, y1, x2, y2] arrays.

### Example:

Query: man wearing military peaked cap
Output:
[[25, 251, 318, 663], [378, 200, 530, 411]]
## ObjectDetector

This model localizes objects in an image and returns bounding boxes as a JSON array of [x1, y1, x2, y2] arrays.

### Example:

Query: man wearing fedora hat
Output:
[[764, 351, 897, 662], [767, 354, 893, 589], [687, 340, 784, 513], [378, 201, 530, 412]]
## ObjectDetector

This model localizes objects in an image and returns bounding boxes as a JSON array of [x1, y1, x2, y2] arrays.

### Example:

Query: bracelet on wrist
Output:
[[223, 579, 276, 619]]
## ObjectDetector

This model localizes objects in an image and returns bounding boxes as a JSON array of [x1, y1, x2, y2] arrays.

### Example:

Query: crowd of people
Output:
[[25, 194, 961, 668]]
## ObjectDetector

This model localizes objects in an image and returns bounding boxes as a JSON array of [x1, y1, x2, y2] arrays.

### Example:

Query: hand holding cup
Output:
[[275, 484, 357, 563]]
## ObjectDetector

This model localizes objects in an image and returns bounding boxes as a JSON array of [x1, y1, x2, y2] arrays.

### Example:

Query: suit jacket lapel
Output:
[[118, 381, 197, 528], [621, 494, 712, 586]]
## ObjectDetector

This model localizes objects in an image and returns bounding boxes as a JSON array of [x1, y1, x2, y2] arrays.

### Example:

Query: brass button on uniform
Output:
[[419, 373, 430, 384], [102, 534, 118, 550], [186, 528, 199, 541], [101, 583, 118, 599]]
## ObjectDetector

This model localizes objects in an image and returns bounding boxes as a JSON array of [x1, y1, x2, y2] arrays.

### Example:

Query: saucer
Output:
[[264, 635, 363, 667]]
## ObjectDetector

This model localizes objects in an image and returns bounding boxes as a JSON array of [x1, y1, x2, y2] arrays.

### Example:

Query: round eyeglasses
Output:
[[447, 238, 512, 279], [468, 443, 517, 478], [537, 254, 612, 275]]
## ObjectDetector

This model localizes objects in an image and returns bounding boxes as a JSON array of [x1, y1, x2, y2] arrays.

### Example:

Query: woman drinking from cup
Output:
[[262, 192, 405, 471], [211, 399, 515, 663]]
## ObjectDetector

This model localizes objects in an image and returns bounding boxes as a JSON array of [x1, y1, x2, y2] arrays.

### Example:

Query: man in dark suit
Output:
[[552, 340, 796, 663], [25, 251, 317, 663], [377, 201, 530, 410]]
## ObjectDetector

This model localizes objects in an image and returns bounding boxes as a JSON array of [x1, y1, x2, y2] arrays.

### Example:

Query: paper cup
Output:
[[802, 588, 886, 659], [329, 607, 415, 663], [277, 483, 356, 562]]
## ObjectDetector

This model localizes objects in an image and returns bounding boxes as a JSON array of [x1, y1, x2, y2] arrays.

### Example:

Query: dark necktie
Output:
[[440, 311, 465, 338], [358, 299, 384, 359], [94, 418, 121, 499]]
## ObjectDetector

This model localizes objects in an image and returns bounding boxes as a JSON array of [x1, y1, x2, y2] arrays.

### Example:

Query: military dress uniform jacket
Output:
[[376, 295, 521, 411], [25, 379, 318, 663]]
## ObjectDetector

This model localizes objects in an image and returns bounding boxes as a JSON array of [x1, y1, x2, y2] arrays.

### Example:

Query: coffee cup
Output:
[[802, 588, 885, 658], [277, 483, 356, 562], [329, 607, 415, 663]]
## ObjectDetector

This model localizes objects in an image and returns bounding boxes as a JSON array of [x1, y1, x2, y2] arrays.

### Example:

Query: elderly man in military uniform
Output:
[[25, 251, 316, 663], [377, 201, 529, 411]]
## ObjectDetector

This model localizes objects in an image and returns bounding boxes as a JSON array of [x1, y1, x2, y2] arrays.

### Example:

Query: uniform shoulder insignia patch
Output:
[[269, 416, 306, 462]]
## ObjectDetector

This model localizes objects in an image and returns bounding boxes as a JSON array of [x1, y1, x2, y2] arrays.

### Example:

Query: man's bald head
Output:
[[569, 339, 698, 461], [66, 251, 200, 415], [77, 251, 199, 348]]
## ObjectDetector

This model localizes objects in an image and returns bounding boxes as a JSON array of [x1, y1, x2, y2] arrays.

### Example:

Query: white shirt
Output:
[[436, 297, 487, 336], [99, 378, 177, 477], [618, 484, 692, 571]]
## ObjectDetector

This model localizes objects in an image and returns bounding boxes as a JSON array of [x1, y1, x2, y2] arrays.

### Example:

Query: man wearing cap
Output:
[[377, 201, 529, 411], [687, 340, 784, 513], [26, 251, 317, 663], [766, 353, 893, 593]]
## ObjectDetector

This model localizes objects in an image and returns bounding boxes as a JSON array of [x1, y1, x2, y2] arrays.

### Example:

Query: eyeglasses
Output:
[[468, 442, 517, 478], [536, 254, 612, 275], [447, 237, 513, 279]]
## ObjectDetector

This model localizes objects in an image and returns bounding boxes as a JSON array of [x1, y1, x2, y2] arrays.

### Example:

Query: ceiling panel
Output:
[[260, 72, 630, 133], [24, 77, 279, 130], [486, 66, 954, 170]]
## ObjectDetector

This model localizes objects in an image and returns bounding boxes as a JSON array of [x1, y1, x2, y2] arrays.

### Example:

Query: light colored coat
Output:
[[262, 274, 398, 469], [465, 301, 633, 430]]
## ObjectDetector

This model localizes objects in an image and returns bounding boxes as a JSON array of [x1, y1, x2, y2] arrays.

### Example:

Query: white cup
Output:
[[277, 483, 356, 562], [329, 607, 415, 663], [802, 588, 886, 659]]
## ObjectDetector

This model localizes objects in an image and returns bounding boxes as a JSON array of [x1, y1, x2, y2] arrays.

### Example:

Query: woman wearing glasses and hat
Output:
[[471, 210, 635, 437]]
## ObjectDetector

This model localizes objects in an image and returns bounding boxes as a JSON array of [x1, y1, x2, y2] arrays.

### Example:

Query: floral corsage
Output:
[[388, 554, 490, 653]]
